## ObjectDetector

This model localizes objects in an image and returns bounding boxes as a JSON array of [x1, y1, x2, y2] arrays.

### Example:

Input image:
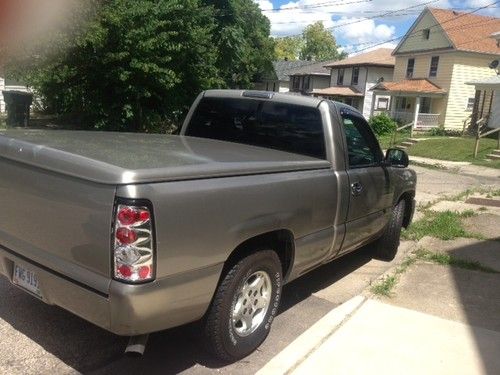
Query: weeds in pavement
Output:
[[401, 210, 481, 241], [486, 190, 500, 198], [371, 245, 499, 298], [415, 249, 499, 274], [371, 276, 397, 297], [370, 256, 417, 297]]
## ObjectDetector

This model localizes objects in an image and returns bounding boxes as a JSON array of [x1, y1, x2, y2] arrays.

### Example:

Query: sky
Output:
[[253, 0, 500, 54]]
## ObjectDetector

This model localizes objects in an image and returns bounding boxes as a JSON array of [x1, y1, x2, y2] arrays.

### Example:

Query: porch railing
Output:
[[372, 110, 441, 134], [391, 112, 440, 129]]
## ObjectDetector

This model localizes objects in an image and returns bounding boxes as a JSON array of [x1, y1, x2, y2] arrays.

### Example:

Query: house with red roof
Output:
[[371, 7, 500, 130]]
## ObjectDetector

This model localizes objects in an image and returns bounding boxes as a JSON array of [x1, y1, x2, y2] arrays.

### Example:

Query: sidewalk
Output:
[[257, 296, 500, 375], [257, 194, 500, 375], [409, 155, 500, 178]]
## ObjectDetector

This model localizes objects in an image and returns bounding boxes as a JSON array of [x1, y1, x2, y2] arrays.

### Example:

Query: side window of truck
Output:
[[340, 112, 382, 168]]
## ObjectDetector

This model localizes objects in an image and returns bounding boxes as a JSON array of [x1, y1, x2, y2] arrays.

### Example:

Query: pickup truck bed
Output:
[[0, 130, 329, 184]]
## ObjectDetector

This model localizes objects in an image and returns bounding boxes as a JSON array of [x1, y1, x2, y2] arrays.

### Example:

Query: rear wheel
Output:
[[374, 199, 406, 261], [203, 250, 282, 362]]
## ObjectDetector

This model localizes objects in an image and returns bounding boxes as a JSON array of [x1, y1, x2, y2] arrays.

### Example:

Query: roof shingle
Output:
[[371, 78, 446, 95], [287, 59, 336, 76], [324, 48, 395, 68], [428, 7, 500, 55], [271, 60, 316, 81], [311, 87, 364, 97]]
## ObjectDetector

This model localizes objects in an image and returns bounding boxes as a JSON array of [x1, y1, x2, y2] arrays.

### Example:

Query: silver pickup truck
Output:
[[0, 90, 416, 361]]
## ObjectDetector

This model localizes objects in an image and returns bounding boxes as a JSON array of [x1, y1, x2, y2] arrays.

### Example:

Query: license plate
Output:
[[12, 264, 42, 299]]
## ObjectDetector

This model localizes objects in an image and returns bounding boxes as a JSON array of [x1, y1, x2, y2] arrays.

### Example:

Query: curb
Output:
[[256, 295, 366, 375]]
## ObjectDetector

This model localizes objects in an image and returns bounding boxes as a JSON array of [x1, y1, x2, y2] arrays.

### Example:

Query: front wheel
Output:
[[374, 199, 406, 261], [203, 250, 282, 362]]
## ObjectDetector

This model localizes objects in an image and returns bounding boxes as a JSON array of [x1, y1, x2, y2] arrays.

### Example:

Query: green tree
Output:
[[203, 0, 275, 88], [299, 22, 347, 61], [274, 36, 303, 61], [11, 0, 222, 132]]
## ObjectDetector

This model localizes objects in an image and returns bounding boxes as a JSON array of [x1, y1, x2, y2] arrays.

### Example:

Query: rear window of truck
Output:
[[185, 97, 326, 159]]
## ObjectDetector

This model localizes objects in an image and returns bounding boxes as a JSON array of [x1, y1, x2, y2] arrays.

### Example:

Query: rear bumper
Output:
[[0, 246, 223, 336]]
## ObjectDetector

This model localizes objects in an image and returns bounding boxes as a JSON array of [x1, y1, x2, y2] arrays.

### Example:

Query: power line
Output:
[[271, 0, 439, 26], [261, 0, 373, 12], [271, 5, 498, 16], [327, 0, 439, 30], [273, 0, 440, 37], [349, 0, 500, 53], [344, 16, 499, 52]]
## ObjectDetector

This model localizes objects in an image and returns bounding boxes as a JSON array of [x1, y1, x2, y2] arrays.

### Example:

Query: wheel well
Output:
[[222, 230, 295, 282], [399, 192, 415, 228]]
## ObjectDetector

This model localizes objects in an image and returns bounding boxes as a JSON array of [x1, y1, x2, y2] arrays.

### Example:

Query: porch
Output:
[[374, 111, 441, 130], [370, 79, 447, 133], [311, 86, 364, 112]]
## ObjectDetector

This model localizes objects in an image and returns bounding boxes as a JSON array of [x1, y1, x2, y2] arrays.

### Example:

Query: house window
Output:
[[422, 28, 430, 40], [406, 58, 415, 78], [351, 67, 359, 86], [396, 97, 408, 111], [377, 98, 389, 110], [429, 56, 439, 77], [345, 97, 359, 109], [337, 68, 345, 85], [292, 76, 300, 90], [304, 76, 311, 90], [420, 97, 432, 113], [466, 97, 475, 111]]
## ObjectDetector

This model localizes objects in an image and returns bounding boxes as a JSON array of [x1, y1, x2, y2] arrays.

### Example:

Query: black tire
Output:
[[203, 250, 282, 362], [374, 199, 406, 261]]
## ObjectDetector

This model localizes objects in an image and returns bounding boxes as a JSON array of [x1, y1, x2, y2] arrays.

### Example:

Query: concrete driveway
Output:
[[0, 165, 498, 374]]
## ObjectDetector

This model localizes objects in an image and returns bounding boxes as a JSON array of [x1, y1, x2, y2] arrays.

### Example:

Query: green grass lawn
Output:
[[407, 136, 500, 169]]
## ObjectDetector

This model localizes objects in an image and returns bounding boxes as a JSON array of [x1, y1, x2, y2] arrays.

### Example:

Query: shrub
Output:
[[428, 127, 462, 137], [428, 127, 446, 136], [368, 113, 397, 136]]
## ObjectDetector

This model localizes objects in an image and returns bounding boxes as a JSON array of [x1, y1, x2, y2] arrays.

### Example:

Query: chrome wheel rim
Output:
[[231, 271, 272, 337]]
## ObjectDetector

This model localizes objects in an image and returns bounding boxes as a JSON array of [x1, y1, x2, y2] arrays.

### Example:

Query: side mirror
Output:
[[385, 148, 409, 168]]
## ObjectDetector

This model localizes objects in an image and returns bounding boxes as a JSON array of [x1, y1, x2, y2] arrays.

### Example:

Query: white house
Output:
[[311, 48, 395, 118], [370, 8, 500, 130]]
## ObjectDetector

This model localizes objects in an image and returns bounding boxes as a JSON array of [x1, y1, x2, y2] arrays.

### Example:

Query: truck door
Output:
[[338, 109, 393, 254]]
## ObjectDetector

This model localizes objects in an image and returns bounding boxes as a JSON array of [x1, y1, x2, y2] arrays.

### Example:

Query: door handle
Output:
[[351, 182, 363, 196]]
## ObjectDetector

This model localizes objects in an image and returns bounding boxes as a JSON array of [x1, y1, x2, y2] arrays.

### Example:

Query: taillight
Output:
[[113, 202, 154, 283]]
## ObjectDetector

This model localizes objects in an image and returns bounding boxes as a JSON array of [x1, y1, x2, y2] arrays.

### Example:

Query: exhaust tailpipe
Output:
[[125, 334, 149, 357]]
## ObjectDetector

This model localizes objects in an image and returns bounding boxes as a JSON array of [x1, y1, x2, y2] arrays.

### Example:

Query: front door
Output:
[[339, 109, 393, 253]]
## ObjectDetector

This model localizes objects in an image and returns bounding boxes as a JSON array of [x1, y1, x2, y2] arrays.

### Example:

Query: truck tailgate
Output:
[[0, 157, 115, 294]]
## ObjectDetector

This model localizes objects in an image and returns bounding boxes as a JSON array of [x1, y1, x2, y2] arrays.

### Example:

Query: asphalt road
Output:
[[0, 165, 498, 375]]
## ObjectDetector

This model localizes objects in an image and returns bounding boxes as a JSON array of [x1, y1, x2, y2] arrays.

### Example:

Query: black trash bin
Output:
[[2, 90, 33, 128]]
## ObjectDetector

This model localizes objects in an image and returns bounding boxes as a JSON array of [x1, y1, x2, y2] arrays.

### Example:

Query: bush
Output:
[[428, 127, 446, 136], [368, 113, 397, 136], [428, 127, 462, 137]]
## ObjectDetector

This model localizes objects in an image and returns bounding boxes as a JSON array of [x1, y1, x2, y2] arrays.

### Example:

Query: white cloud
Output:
[[255, 0, 335, 36], [452, 0, 500, 16], [253, 0, 500, 53], [253, 0, 452, 51]]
